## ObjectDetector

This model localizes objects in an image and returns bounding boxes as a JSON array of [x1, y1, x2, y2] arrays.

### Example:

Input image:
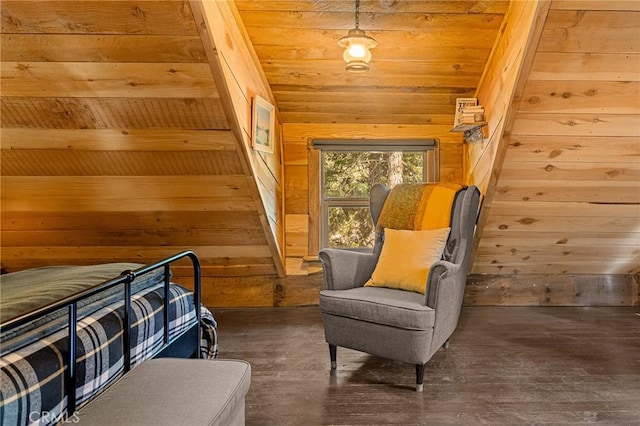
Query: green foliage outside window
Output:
[[328, 207, 374, 248], [324, 151, 424, 248]]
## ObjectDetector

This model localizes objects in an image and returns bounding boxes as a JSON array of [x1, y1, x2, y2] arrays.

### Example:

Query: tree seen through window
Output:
[[323, 151, 424, 249]]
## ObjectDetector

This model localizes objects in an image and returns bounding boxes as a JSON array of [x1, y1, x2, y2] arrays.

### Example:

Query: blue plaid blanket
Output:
[[0, 265, 217, 426]]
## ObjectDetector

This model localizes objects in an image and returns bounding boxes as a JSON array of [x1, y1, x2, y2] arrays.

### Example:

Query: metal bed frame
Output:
[[1, 250, 202, 414]]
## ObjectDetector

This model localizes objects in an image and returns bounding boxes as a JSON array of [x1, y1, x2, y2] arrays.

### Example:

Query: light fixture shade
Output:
[[338, 28, 377, 73]]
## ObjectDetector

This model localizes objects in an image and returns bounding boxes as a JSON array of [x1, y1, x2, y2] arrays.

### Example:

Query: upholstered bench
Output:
[[75, 358, 251, 425]]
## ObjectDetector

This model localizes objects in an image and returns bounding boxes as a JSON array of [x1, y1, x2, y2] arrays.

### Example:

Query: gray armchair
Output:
[[318, 183, 480, 391]]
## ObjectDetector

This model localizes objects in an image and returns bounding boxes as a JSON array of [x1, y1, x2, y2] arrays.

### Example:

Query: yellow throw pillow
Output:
[[365, 228, 450, 294]]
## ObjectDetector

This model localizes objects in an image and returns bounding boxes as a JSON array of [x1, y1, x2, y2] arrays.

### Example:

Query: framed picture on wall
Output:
[[251, 95, 275, 154]]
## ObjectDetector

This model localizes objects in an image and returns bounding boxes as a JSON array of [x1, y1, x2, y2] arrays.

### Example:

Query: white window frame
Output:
[[313, 139, 439, 250]]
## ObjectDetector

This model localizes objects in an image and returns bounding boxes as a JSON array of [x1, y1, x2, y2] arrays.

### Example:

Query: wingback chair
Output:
[[318, 183, 480, 391]]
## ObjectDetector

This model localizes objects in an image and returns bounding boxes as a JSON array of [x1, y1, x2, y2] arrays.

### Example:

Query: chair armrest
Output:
[[426, 260, 467, 354], [318, 248, 379, 291], [425, 260, 462, 308]]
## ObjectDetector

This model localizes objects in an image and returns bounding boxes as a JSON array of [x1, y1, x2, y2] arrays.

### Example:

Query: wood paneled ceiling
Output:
[[2, 0, 637, 296], [235, 0, 510, 124], [237, 0, 640, 284], [0, 0, 283, 282]]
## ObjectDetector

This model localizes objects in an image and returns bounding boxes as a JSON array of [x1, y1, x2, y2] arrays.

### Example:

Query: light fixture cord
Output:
[[354, 0, 360, 29]]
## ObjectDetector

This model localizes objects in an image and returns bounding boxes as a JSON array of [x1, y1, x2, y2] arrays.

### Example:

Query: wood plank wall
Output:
[[465, 0, 640, 306], [0, 0, 286, 308], [192, 0, 285, 264], [191, 0, 287, 306], [464, 1, 545, 194]]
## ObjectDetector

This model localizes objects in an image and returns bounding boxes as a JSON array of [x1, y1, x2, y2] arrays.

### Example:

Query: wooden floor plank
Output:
[[212, 306, 640, 425]]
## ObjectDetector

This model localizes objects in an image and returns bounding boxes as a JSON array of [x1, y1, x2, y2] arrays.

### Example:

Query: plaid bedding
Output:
[[0, 282, 218, 426]]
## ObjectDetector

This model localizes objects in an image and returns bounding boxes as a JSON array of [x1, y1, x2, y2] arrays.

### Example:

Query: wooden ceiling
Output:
[[0, 0, 283, 294], [473, 2, 640, 279], [1, 0, 638, 306], [235, 0, 510, 125], [236, 0, 639, 287]]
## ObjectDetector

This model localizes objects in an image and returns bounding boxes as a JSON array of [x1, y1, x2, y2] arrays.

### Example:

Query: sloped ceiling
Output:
[[235, 0, 509, 125], [1, 0, 638, 300], [473, 2, 640, 278], [234, 0, 640, 283], [0, 0, 283, 289]]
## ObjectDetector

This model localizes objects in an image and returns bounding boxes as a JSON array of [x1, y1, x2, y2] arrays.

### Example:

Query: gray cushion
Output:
[[76, 358, 251, 426], [320, 287, 435, 331]]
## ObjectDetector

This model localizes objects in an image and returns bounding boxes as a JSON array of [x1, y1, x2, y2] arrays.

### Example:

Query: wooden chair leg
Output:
[[415, 364, 425, 392], [329, 344, 337, 370]]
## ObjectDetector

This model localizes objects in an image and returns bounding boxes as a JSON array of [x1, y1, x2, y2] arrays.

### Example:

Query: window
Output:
[[313, 139, 438, 250]]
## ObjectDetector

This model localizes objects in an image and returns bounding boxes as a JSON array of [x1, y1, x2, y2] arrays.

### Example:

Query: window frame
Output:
[[313, 139, 439, 250]]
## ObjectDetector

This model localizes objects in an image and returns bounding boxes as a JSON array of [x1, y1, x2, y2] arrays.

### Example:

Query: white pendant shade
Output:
[[338, 28, 377, 73]]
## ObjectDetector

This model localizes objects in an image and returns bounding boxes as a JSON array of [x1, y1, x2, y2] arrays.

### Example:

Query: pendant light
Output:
[[337, 0, 377, 73]]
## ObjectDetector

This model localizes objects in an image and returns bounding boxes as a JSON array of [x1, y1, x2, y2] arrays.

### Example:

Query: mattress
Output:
[[0, 263, 218, 426]]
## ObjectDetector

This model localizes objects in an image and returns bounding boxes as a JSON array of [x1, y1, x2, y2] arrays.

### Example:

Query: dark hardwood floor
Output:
[[212, 306, 640, 425]]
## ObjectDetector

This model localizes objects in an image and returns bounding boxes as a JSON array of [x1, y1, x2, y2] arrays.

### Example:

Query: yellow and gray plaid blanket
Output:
[[376, 182, 463, 231]]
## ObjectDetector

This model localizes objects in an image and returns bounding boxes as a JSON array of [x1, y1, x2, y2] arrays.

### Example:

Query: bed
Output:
[[0, 250, 218, 426]]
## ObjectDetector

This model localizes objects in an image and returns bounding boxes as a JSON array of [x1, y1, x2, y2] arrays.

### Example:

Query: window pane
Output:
[[328, 206, 374, 249], [323, 151, 424, 198]]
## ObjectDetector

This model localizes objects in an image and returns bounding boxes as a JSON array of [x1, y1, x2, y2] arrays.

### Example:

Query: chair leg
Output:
[[443, 339, 450, 349], [415, 364, 425, 392], [329, 344, 337, 370]]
